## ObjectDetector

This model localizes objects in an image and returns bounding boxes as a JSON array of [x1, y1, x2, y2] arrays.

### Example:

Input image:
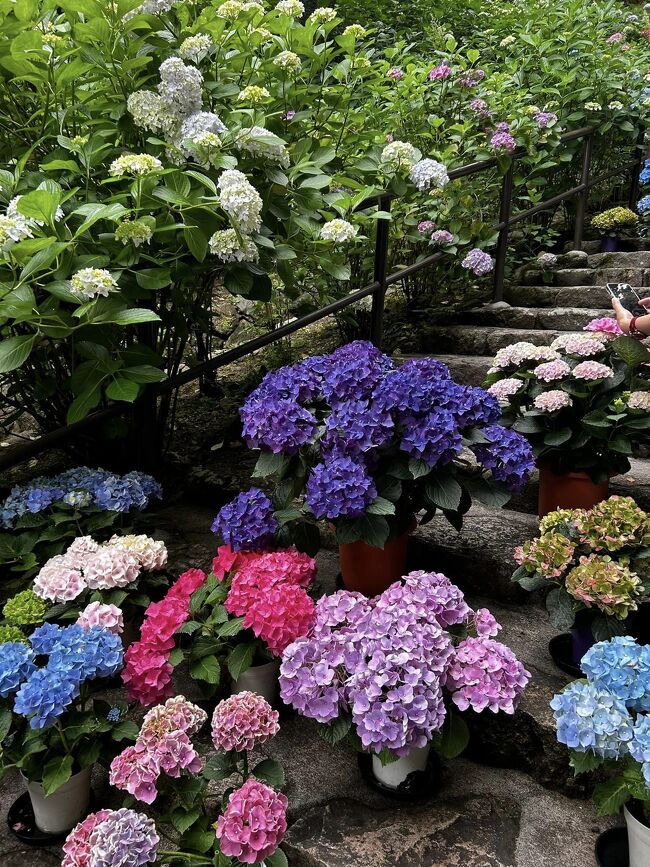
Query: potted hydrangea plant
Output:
[[551, 636, 650, 866], [591, 206, 639, 251], [486, 322, 650, 516], [212, 341, 535, 595], [513, 496, 650, 669], [0, 623, 125, 838], [279, 570, 530, 793], [105, 692, 288, 865]]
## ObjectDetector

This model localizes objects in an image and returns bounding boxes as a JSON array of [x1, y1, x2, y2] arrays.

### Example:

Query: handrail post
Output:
[[369, 195, 391, 348], [573, 132, 593, 250], [493, 162, 514, 302], [628, 127, 646, 209]]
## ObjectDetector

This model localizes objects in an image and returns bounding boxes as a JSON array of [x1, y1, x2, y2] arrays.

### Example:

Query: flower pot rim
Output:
[[536, 462, 616, 481], [625, 800, 650, 831]]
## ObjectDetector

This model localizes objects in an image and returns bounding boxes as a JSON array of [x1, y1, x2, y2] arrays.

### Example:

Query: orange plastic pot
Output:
[[339, 527, 412, 597], [537, 464, 610, 518]]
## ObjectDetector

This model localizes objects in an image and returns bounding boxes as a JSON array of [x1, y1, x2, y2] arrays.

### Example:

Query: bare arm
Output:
[[612, 297, 650, 336]]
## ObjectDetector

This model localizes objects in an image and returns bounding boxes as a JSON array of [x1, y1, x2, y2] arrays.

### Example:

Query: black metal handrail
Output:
[[0, 124, 644, 472]]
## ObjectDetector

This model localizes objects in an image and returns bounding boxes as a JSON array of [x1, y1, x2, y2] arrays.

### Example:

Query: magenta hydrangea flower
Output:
[[216, 779, 288, 864], [109, 744, 161, 804], [533, 359, 571, 382], [429, 63, 452, 80], [444, 636, 531, 714], [211, 691, 280, 752], [572, 360, 614, 381], [584, 317, 624, 339]]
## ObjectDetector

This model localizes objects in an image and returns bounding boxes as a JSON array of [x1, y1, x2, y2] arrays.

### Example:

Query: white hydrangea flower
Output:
[[628, 391, 650, 411], [381, 140, 419, 170], [179, 33, 213, 62], [127, 90, 165, 132], [238, 85, 271, 103], [274, 50, 301, 73], [343, 24, 366, 38], [308, 6, 336, 24], [550, 333, 605, 353], [409, 158, 449, 191], [320, 218, 358, 243], [217, 0, 244, 16], [109, 153, 163, 177], [251, 26, 273, 42], [235, 126, 290, 167], [608, 101, 624, 110], [115, 220, 153, 247], [500, 35, 515, 46], [275, 0, 304, 15], [218, 169, 263, 234], [178, 110, 227, 155], [124, 0, 175, 16], [158, 57, 203, 119], [70, 268, 118, 300], [0, 215, 33, 252], [209, 228, 259, 262], [187, 132, 223, 167]]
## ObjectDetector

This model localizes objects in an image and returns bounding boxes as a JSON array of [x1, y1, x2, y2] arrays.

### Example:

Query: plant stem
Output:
[[157, 850, 212, 863]]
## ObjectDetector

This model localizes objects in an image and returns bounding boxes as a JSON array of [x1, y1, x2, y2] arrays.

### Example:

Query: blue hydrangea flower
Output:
[[14, 668, 80, 729], [440, 384, 501, 430], [640, 167, 650, 185], [246, 357, 326, 405], [550, 680, 633, 758], [321, 341, 394, 406], [48, 624, 124, 681], [211, 488, 278, 551], [400, 408, 463, 466], [374, 357, 452, 415], [30, 623, 65, 655], [629, 716, 650, 787], [306, 455, 378, 519], [322, 400, 394, 457], [471, 424, 535, 491], [0, 643, 36, 698], [581, 637, 650, 712], [638, 195, 650, 215], [240, 397, 318, 454]]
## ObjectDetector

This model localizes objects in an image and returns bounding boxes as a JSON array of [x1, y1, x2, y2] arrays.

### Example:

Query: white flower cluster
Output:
[[550, 333, 605, 354], [106, 533, 168, 571], [115, 220, 153, 247], [491, 341, 559, 370], [409, 158, 449, 192], [381, 140, 419, 170], [0, 195, 63, 252], [218, 169, 263, 235], [179, 33, 213, 62], [217, 0, 245, 17], [307, 6, 336, 24], [343, 24, 366, 38], [628, 391, 650, 411], [158, 57, 204, 119], [70, 268, 118, 300], [275, 0, 304, 15], [125, 0, 176, 18], [235, 126, 290, 167], [109, 153, 163, 177], [179, 111, 227, 162], [126, 90, 166, 133], [274, 50, 302, 73], [209, 228, 259, 262], [238, 85, 271, 103], [320, 218, 358, 243]]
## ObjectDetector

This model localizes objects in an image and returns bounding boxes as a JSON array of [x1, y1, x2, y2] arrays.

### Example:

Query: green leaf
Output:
[[111, 720, 140, 741], [0, 335, 35, 372], [265, 849, 289, 867], [253, 451, 289, 478], [366, 496, 396, 516], [318, 714, 352, 745], [217, 616, 245, 638], [611, 335, 650, 368], [189, 654, 221, 684], [99, 308, 161, 325], [592, 615, 627, 642], [545, 586, 576, 631], [408, 458, 431, 479], [569, 748, 604, 775], [592, 778, 630, 815], [252, 758, 285, 788], [203, 752, 237, 782], [518, 572, 552, 592], [0, 708, 13, 741], [182, 829, 215, 854], [172, 807, 201, 835], [105, 376, 140, 402], [436, 711, 470, 759], [42, 755, 73, 796], [354, 514, 390, 548], [425, 474, 463, 512], [227, 643, 256, 680]]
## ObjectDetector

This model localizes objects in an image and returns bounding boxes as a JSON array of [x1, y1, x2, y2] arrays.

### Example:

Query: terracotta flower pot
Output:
[[537, 465, 610, 518], [339, 524, 412, 597]]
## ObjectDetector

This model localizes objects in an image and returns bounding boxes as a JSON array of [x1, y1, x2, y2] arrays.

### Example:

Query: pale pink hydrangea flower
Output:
[[67, 535, 101, 562], [534, 390, 573, 411], [584, 317, 624, 339], [84, 547, 141, 589], [33, 555, 86, 602], [551, 333, 605, 353], [488, 378, 523, 402], [492, 342, 558, 369], [106, 534, 168, 571], [628, 391, 650, 411], [109, 744, 161, 804], [143, 696, 207, 736], [77, 601, 124, 634], [61, 809, 112, 867], [211, 691, 280, 753], [533, 359, 571, 382], [444, 636, 531, 714], [572, 360, 614, 381]]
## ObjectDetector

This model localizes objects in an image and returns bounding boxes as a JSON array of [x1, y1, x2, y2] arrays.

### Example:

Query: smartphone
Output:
[[606, 283, 649, 316]]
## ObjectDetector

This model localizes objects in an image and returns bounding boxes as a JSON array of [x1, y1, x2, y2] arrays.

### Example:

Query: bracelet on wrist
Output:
[[629, 317, 645, 340]]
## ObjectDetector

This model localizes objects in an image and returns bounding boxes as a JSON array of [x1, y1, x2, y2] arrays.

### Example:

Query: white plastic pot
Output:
[[625, 803, 650, 867], [232, 660, 279, 705], [371, 744, 430, 788], [25, 766, 91, 834]]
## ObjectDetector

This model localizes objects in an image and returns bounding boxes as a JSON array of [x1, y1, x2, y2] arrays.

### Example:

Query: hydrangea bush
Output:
[[279, 570, 530, 763], [212, 342, 534, 552], [552, 636, 650, 818], [486, 328, 650, 480], [0, 623, 127, 795], [513, 496, 650, 642], [104, 691, 287, 864]]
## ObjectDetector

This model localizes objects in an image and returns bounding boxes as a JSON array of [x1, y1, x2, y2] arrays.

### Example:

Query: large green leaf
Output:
[[227, 643, 256, 680], [42, 755, 73, 796], [0, 334, 35, 372], [425, 473, 463, 512], [545, 586, 576, 631], [436, 711, 470, 759], [189, 654, 221, 684], [253, 758, 285, 788]]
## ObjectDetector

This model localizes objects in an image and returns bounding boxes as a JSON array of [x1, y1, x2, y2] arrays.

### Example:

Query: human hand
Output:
[[611, 297, 632, 334]]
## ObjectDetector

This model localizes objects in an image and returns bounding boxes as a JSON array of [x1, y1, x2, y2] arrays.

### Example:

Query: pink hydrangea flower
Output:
[[629, 391, 650, 411], [429, 63, 452, 80], [607, 32, 623, 43], [444, 636, 531, 714], [109, 744, 161, 804], [66, 536, 100, 562], [77, 601, 124, 634], [584, 317, 624, 339], [107, 534, 168, 571], [551, 333, 605, 355], [84, 547, 140, 589], [431, 229, 453, 244], [143, 696, 207, 736], [62, 809, 112, 867], [534, 390, 572, 411], [211, 691, 280, 753], [473, 607, 501, 637], [533, 359, 571, 382], [212, 545, 262, 580], [572, 360, 614, 381], [387, 67, 404, 80], [488, 378, 523, 401], [418, 220, 436, 234], [33, 555, 86, 602], [216, 779, 288, 864]]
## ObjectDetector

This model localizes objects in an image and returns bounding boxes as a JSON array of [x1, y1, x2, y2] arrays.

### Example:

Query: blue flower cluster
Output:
[[470, 424, 535, 491], [401, 408, 463, 466], [1, 467, 162, 527], [639, 158, 650, 186], [638, 195, 650, 215], [1, 624, 123, 729], [211, 487, 278, 551], [306, 456, 378, 520], [241, 398, 318, 455], [551, 638, 650, 790]]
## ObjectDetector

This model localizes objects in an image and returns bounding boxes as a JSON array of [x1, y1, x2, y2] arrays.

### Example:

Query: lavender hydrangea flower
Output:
[[306, 456, 377, 519], [399, 408, 463, 466], [212, 488, 278, 551], [88, 808, 159, 867], [471, 424, 535, 491], [322, 400, 394, 457], [241, 397, 317, 454], [461, 248, 494, 276]]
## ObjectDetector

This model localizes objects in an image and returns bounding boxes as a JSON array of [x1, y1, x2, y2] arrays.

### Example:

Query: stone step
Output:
[[422, 326, 558, 355], [505, 284, 612, 309], [521, 266, 650, 287], [588, 251, 650, 268], [433, 354, 493, 386], [463, 305, 612, 332]]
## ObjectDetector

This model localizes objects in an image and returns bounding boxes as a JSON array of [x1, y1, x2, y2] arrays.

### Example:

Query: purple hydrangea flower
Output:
[[322, 400, 394, 457], [470, 424, 535, 491], [212, 488, 278, 551], [461, 248, 494, 276], [321, 341, 394, 406], [241, 397, 317, 454], [429, 63, 452, 80], [490, 131, 516, 152], [431, 229, 454, 244], [535, 111, 557, 128], [88, 808, 159, 867], [374, 357, 452, 415], [400, 408, 463, 466], [305, 455, 377, 519]]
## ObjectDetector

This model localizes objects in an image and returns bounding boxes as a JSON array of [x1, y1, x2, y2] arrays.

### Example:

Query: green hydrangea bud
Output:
[[576, 496, 648, 552], [0, 624, 28, 644], [565, 554, 641, 618], [514, 532, 575, 579], [3, 589, 47, 626]]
